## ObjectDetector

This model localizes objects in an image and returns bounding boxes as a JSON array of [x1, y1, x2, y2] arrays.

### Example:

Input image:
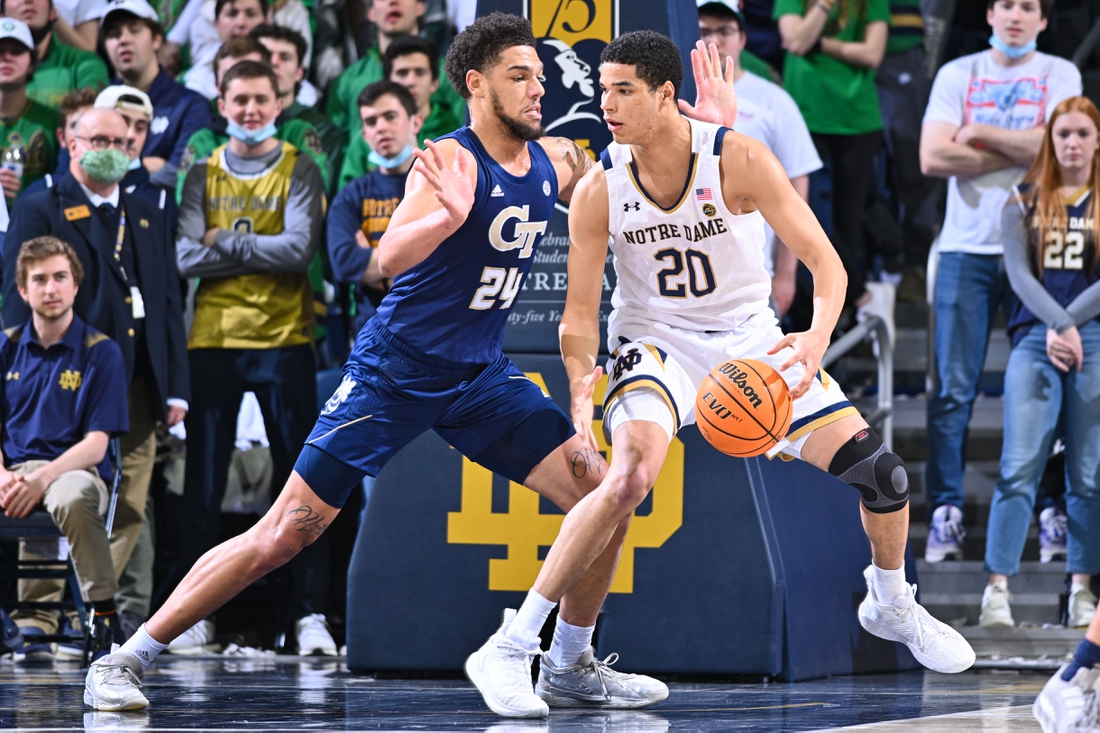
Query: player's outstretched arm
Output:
[[378, 139, 477, 278], [721, 134, 843, 399], [561, 167, 611, 450], [678, 40, 737, 129]]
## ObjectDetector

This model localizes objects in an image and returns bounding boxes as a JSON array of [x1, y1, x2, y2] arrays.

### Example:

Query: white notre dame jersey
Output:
[[601, 117, 771, 347]]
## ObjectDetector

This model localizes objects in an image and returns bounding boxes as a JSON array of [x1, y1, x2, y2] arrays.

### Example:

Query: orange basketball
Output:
[[695, 359, 793, 457]]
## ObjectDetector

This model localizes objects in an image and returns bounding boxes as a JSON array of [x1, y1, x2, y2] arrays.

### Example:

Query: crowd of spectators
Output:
[[0, 0, 1094, 659]]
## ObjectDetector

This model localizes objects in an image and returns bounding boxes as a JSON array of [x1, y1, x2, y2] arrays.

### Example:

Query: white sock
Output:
[[119, 624, 168, 672], [505, 590, 557, 648], [546, 618, 594, 668], [872, 563, 908, 603]]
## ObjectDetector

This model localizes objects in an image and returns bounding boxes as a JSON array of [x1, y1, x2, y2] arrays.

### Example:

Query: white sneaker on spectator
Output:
[[858, 565, 975, 674], [296, 614, 337, 656], [1068, 583, 1098, 629], [1034, 664, 1100, 733], [925, 504, 965, 562], [466, 609, 549, 718], [165, 619, 218, 655], [979, 580, 1014, 628], [1040, 507, 1068, 563]]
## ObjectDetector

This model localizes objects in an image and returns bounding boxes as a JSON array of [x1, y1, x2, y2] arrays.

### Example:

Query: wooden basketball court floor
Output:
[[0, 655, 1051, 731]]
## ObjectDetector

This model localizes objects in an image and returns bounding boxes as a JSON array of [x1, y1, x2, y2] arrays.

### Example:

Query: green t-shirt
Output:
[[326, 44, 466, 146], [338, 101, 464, 188], [27, 35, 109, 111], [1, 99, 58, 198], [886, 0, 923, 55], [283, 101, 344, 196], [176, 117, 331, 202], [773, 0, 890, 135]]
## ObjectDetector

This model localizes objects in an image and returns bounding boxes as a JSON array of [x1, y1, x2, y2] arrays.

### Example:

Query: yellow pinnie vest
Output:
[[189, 142, 315, 350]]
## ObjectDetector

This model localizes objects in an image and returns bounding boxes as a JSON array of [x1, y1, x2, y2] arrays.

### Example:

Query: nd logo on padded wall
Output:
[[528, 0, 617, 186], [448, 372, 683, 593]]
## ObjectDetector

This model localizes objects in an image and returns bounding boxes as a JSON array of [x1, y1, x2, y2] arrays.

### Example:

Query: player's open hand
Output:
[[570, 366, 604, 451], [678, 40, 737, 129], [413, 140, 474, 228], [767, 329, 829, 400]]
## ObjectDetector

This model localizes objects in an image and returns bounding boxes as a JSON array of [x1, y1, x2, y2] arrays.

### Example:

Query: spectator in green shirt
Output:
[[176, 36, 328, 200], [0, 17, 57, 200], [251, 23, 343, 195], [338, 34, 461, 188], [1, 0, 108, 110], [776, 0, 889, 312], [325, 0, 463, 149]]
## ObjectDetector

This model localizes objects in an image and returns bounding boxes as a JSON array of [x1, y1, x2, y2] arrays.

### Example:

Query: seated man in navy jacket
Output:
[[1, 236, 129, 658]]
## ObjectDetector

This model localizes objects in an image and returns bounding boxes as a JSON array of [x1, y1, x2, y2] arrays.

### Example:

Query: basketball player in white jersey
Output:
[[470, 30, 975, 716]]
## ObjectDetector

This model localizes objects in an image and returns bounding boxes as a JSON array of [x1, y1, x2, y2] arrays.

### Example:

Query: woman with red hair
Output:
[[999, 95, 1100, 731]]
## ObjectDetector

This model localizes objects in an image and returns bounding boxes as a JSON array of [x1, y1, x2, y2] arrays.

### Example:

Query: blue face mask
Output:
[[226, 120, 278, 146], [989, 33, 1036, 59], [128, 156, 142, 171], [368, 144, 415, 170]]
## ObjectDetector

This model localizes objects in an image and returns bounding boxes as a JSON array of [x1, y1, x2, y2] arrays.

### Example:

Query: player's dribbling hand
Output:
[[767, 330, 829, 400], [413, 140, 475, 228], [678, 40, 737, 129], [570, 366, 604, 451]]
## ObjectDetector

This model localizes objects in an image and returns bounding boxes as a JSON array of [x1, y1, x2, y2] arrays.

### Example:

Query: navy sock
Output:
[[1063, 639, 1100, 681]]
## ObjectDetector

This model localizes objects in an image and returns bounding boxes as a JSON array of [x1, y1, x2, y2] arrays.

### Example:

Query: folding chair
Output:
[[0, 438, 123, 665]]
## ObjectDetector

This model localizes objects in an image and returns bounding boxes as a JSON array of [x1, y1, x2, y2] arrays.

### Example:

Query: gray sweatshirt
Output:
[[176, 143, 324, 278]]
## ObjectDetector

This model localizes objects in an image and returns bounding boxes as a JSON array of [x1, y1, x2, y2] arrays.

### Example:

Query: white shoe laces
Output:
[[491, 634, 541, 696], [95, 661, 143, 691], [586, 652, 637, 699]]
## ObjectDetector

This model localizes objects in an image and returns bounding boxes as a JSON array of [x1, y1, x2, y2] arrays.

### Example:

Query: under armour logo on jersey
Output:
[[624, 202, 640, 212], [491, 184, 504, 197], [612, 348, 643, 380], [489, 205, 547, 259]]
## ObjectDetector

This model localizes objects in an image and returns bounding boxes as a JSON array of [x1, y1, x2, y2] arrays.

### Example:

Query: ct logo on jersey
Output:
[[489, 205, 547, 259]]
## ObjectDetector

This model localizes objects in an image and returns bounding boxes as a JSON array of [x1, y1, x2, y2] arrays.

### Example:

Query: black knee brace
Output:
[[828, 427, 909, 513]]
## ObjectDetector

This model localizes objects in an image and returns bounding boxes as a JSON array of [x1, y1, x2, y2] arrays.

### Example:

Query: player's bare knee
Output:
[[829, 427, 909, 514]]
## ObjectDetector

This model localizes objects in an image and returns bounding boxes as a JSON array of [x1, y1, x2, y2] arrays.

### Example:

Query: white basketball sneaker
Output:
[[1034, 664, 1100, 733], [857, 565, 975, 674], [295, 614, 338, 656], [979, 579, 1015, 628], [165, 619, 218, 655], [465, 610, 549, 718], [1068, 583, 1098, 629], [536, 647, 668, 708], [84, 649, 149, 711]]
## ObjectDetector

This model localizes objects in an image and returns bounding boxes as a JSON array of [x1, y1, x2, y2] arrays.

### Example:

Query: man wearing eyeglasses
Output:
[[3, 108, 191, 645]]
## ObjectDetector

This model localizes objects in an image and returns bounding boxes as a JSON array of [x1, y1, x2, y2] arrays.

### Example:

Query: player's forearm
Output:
[[920, 139, 1014, 178], [378, 208, 461, 277], [805, 253, 846, 337], [39, 432, 110, 486], [559, 314, 602, 397], [970, 126, 1043, 168]]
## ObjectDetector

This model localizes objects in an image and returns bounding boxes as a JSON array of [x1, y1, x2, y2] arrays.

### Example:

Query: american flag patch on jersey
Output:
[[695, 187, 713, 201]]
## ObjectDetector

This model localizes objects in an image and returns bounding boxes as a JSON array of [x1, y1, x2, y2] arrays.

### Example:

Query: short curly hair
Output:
[[600, 30, 682, 99], [444, 12, 536, 100]]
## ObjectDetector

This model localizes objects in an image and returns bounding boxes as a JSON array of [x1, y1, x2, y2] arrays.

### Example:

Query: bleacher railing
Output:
[[820, 316, 894, 449]]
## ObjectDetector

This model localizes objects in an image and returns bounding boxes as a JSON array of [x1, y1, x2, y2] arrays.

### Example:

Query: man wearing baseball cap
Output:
[[101, 0, 212, 193], [1, 0, 108, 110], [0, 16, 57, 198]]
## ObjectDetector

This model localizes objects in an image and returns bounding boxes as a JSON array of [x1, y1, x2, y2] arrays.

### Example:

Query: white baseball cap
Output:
[[99, 0, 160, 27], [96, 85, 154, 119], [0, 18, 35, 53], [697, 0, 744, 19]]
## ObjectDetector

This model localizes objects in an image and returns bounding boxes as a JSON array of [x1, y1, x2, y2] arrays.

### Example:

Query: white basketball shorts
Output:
[[602, 310, 859, 460]]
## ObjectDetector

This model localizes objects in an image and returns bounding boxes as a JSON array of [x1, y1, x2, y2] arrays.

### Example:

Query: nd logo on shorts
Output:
[[322, 376, 355, 416]]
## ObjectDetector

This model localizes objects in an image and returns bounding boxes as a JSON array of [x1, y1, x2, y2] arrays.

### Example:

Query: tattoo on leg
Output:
[[570, 448, 606, 479], [286, 505, 330, 536]]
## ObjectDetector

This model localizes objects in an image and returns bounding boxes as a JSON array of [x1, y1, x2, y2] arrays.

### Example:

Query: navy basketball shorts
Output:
[[294, 320, 575, 509]]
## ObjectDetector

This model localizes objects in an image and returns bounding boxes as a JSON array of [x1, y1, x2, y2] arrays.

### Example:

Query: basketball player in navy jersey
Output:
[[474, 30, 977, 713], [84, 13, 732, 716]]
